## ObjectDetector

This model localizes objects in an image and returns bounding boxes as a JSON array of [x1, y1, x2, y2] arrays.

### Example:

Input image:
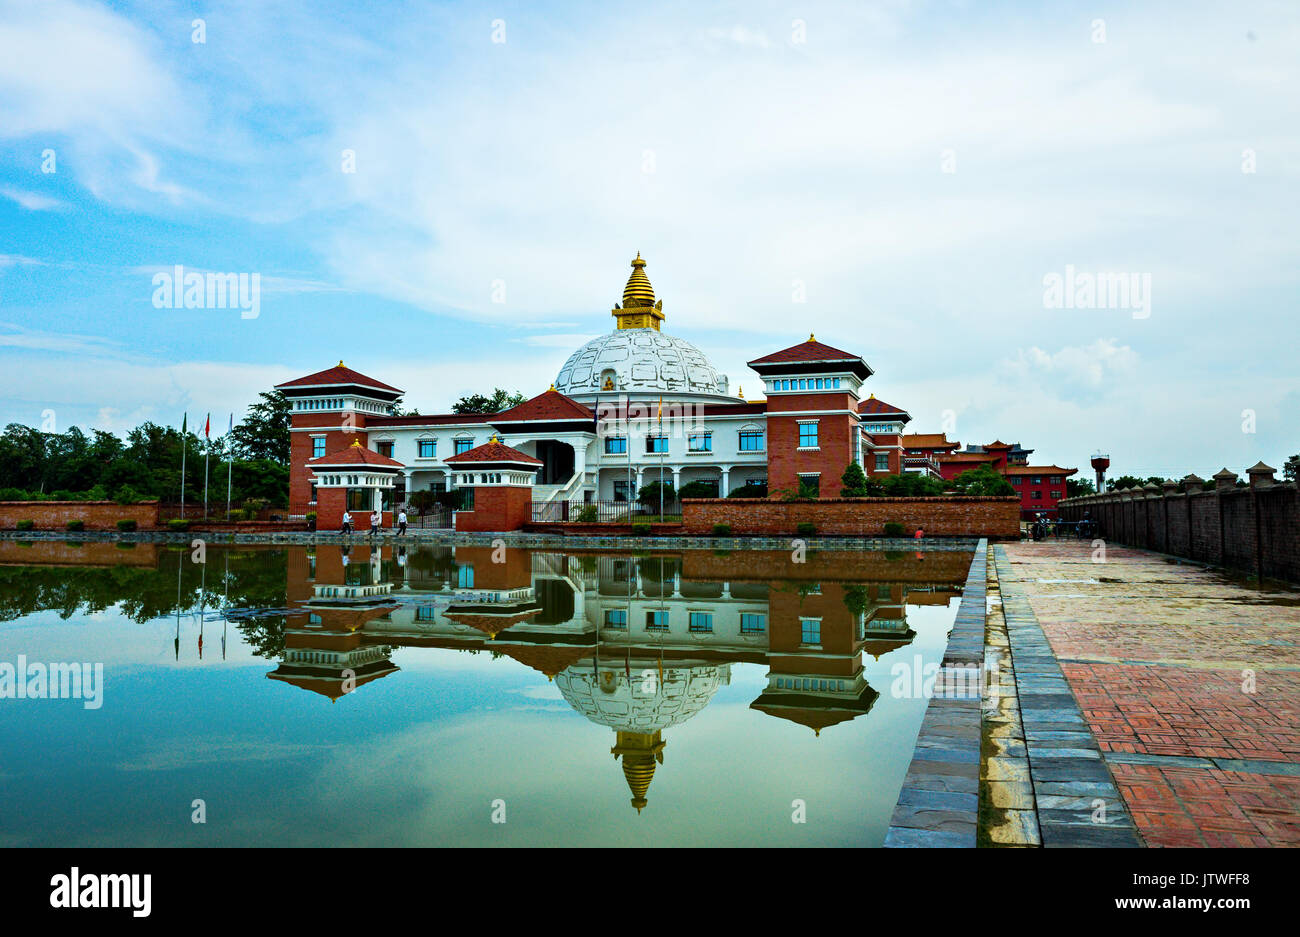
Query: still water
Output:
[[0, 539, 971, 847]]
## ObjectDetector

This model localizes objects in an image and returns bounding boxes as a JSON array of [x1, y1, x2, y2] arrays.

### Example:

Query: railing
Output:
[[531, 500, 684, 524]]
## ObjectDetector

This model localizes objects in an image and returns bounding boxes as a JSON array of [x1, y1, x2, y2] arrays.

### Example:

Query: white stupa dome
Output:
[[553, 253, 738, 403], [555, 329, 733, 402], [555, 662, 731, 733]]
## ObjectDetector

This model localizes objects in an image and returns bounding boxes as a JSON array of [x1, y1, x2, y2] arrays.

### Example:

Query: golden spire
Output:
[[350, 439, 361, 447], [338, 359, 345, 367], [489, 434, 499, 444], [738, 385, 745, 399], [611, 730, 665, 814], [613, 253, 665, 331], [808, 333, 815, 342]]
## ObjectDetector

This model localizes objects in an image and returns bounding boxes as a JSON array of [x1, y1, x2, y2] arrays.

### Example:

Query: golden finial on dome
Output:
[[808, 333, 815, 342], [338, 359, 345, 367], [350, 439, 361, 447], [489, 434, 499, 444], [738, 385, 745, 399], [613, 252, 664, 331], [548, 383, 556, 392]]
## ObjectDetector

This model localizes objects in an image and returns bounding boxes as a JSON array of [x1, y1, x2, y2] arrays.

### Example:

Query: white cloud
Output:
[[0, 187, 65, 211], [1004, 339, 1140, 390]]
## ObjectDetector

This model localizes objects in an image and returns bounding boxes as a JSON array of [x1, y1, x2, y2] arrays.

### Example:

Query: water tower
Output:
[[1091, 452, 1110, 492]]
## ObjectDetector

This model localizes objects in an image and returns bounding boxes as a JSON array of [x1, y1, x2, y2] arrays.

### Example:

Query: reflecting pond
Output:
[[0, 539, 972, 847]]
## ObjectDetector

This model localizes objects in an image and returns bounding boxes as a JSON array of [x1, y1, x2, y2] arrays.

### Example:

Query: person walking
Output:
[[397, 508, 408, 536], [341, 510, 352, 535], [369, 511, 380, 537]]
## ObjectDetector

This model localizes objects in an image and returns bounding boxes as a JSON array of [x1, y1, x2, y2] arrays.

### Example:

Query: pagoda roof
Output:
[[492, 388, 595, 423], [444, 438, 542, 465], [1004, 465, 1078, 476], [276, 362, 403, 395], [857, 396, 911, 420], [902, 433, 960, 450], [748, 332, 868, 369]]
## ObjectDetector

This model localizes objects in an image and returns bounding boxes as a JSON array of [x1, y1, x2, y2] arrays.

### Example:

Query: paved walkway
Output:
[[1000, 541, 1300, 847]]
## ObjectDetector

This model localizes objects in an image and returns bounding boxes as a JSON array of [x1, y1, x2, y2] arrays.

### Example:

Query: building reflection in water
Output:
[[273, 545, 966, 811]]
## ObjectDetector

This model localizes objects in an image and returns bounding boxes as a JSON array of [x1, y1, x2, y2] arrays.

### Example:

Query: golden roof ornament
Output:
[[338, 359, 345, 367], [613, 252, 665, 331]]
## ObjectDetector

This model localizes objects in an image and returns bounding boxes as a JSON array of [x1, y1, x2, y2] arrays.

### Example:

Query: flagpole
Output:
[[226, 413, 233, 521], [203, 413, 210, 520], [658, 396, 664, 519], [179, 413, 187, 520]]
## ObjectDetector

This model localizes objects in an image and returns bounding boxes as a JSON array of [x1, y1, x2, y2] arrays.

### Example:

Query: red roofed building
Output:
[[278, 254, 942, 524]]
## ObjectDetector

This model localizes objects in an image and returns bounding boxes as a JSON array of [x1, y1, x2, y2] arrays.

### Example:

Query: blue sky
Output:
[[0, 0, 1296, 477]]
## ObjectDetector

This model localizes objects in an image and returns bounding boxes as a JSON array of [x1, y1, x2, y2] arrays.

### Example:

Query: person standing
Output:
[[398, 508, 408, 536]]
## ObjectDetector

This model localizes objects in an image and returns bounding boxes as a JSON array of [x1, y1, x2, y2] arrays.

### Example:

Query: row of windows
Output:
[[601, 610, 770, 633], [1010, 476, 1063, 484], [769, 377, 842, 392], [775, 677, 844, 692], [297, 398, 344, 411], [862, 423, 901, 434], [604, 431, 766, 455], [316, 474, 389, 486], [1029, 491, 1063, 500]]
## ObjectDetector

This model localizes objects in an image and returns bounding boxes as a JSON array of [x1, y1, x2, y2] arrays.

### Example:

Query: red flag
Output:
[[204, 413, 210, 439]]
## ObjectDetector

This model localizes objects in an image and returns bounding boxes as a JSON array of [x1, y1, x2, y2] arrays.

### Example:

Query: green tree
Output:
[[951, 466, 1015, 496], [1283, 454, 1298, 483], [230, 391, 291, 464], [451, 389, 527, 414], [1066, 477, 1096, 498], [840, 461, 870, 496]]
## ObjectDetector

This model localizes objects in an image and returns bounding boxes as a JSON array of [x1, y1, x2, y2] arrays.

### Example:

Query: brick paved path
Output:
[[1000, 541, 1300, 847]]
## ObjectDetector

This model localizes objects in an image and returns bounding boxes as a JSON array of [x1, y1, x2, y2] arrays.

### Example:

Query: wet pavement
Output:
[[999, 541, 1300, 847]]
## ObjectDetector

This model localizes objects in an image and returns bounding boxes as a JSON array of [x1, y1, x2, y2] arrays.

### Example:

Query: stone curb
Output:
[[884, 538, 987, 848]]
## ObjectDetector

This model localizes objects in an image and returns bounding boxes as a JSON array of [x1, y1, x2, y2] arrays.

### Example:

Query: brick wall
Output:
[[454, 486, 532, 532], [1062, 482, 1299, 583], [681, 496, 1021, 538], [0, 501, 161, 531], [0, 538, 160, 566], [288, 413, 370, 515]]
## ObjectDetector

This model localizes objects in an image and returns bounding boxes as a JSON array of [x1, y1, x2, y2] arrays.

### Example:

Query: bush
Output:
[[951, 466, 1015, 497], [711, 523, 732, 536], [630, 522, 651, 537], [726, 483, 767, 498], [16, 519, 35, 531], [796, 522, 816, 536], [637, 480, 676, 508], [116, 519, 138, 532], [167, 519, 190, 532], [678, 480, 719, 500], [66, 520, 85, 531], [575, 505, 600, 523], [113, 485, 146, 505], [883, 521, 905, 537]]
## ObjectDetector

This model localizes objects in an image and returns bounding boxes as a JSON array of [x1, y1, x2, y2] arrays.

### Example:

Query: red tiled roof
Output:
[[1004, 465, 1078, 476], [497, 643, 591, 677], [493, 388, 594, 422], [276, 364, 403, 394], [444, 440, 542, 465], [857, 396, 910, 419], [747, 337, 864, 366], [443, 609, 541, 636], [940, 452, 999, 463], [364, 413, 494, 427], [984, 440, 1011, 449], [902, 433, 960, 450], [307, 442, 404, 468]]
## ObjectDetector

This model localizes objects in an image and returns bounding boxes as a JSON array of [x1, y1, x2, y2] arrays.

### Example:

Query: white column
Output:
[[720, 465, 731, 496]]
